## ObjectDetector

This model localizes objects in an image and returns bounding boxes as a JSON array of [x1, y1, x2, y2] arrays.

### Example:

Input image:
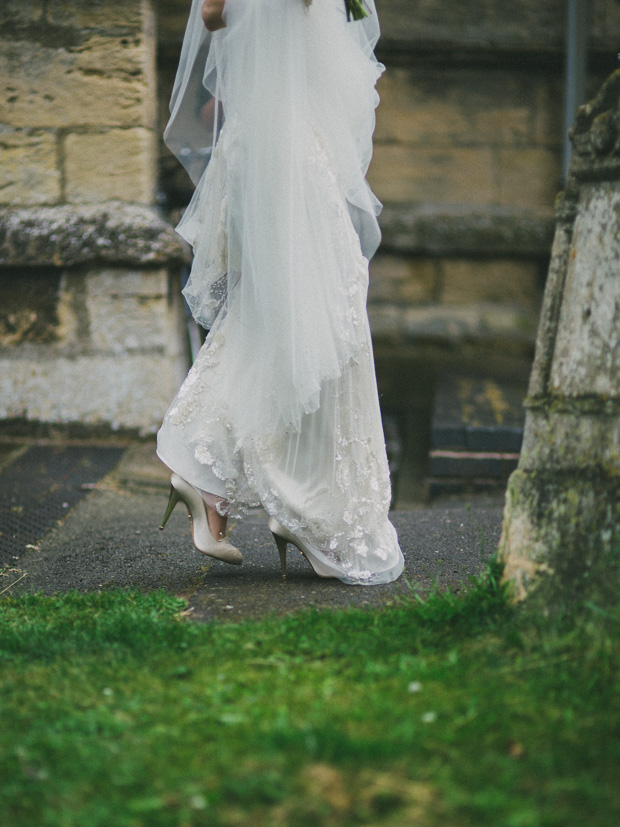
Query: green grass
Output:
[[0, 562, 618, 826]]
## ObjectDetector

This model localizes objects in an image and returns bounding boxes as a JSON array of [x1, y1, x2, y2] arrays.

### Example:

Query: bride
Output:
[[157, 0, 404, 585]]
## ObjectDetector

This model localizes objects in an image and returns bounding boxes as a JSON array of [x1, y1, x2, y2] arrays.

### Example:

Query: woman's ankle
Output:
[[206, 505, 228, 541]]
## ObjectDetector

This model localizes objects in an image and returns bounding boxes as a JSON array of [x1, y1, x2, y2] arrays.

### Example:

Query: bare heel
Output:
[[159, 485, 181, 530], [272, 531, 288, 579]]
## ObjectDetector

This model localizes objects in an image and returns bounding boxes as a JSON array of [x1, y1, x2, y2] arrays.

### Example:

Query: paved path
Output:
[[2, 442, 505, 621]]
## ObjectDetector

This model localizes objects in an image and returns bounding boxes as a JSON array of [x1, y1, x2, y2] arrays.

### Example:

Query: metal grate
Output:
[[0, 445, 125, 567]]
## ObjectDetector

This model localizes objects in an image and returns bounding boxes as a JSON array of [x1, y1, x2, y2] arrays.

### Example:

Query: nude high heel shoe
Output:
[[268, 516, 335, 580], [159, 473, 242, 565]]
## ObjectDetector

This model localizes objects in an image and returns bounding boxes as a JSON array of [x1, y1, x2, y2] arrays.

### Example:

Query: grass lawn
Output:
[[0, 561, 618, 826]]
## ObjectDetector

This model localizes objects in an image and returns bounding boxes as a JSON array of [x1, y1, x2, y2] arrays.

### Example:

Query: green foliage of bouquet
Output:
[[344, 0, 368, 20], [304, 1, 369, 22]]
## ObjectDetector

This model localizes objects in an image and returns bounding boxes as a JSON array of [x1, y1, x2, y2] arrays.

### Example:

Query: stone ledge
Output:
[[369, 302, 539, 346], [0, 203, 189, 268], [378, 0, 620, 59], [379, 204, 555, 257]]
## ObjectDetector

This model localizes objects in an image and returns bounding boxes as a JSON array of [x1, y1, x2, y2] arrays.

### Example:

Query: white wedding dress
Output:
[[157, 0, 404, 584]]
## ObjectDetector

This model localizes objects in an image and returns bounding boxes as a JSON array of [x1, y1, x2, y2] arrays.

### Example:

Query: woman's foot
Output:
[[159, 473, 242, 565], [268, 517, 337, 580], [206, 504, 228, 543]]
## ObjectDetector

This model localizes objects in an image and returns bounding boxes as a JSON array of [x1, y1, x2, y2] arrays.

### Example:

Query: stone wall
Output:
[[0, 1, 188, 434], [3, 1, 620, 433], [366, 0, 620, 365], [0, 0, 157, 207], [157, 0, 620, 372]]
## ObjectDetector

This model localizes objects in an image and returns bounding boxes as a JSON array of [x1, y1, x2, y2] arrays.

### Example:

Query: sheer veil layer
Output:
[[157, 0, 404, 585]]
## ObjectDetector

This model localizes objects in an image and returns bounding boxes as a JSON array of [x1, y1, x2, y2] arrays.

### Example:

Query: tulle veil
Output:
[[163, 0, 385, 438]]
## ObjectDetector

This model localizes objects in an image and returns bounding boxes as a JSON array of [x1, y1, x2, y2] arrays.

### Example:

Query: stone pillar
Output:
[[498, 70, 620, 604], [0, 0, 189, 434]]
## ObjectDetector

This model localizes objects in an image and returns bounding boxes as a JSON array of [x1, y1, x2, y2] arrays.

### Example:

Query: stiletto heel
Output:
[[268, 517, 336, 579], [271, 530, 288, 579], [159, 485, 181, 531], [159, 473, 242, 566]]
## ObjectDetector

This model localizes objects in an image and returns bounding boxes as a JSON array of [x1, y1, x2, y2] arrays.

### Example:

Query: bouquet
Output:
[[304, 0, 369, 21], [344, 0, 368, 20]]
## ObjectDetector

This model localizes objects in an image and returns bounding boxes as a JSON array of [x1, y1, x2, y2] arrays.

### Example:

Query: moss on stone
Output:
[[500, 469, 620, 610]]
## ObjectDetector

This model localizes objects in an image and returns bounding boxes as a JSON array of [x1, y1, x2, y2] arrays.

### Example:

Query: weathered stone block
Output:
[[0, 1, 147, 30], [86, 268, 169, 299], [64, 130, 156, 204], [0, 204, 188, 268], [376, 68, 539, 148], [532, 80, 565, 149], [0, 129, 60, 206], [378, 204, 556, 257], [496, 147, 561, 207], [0, 261, 188, 433], [86, 268, 170, 354], [0, 34, 154, 129], [0, 1, 43, 26], [369, 255, 437, 304], [369, 145, 495, 205], [549, 183, 620, 396], [369, 302, 538, 345], [440, 260, 540, 308], [525, 206, 574, 398], [378, 0, 620, 55], [156, 0, 190, 47], [0, 353, 185, 434], [499, 470, 620, 604], [520, 404, 620, 475], [0, 268, 62, 346], [45, 0, 146, 29], [375, 70, 472, 146]]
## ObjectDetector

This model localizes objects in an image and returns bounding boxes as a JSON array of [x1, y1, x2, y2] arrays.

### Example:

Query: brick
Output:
[[0, 129, 60, 206], [369, 145, 495, 205], [495, 147, 562, 207], [0, 34, 154, 129], [64, 129, 156, 204], [440, 260, 540, 308]]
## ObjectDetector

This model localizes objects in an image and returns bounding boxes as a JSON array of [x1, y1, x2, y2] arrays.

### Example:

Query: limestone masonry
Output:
[[1, 1, 620, 431]]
